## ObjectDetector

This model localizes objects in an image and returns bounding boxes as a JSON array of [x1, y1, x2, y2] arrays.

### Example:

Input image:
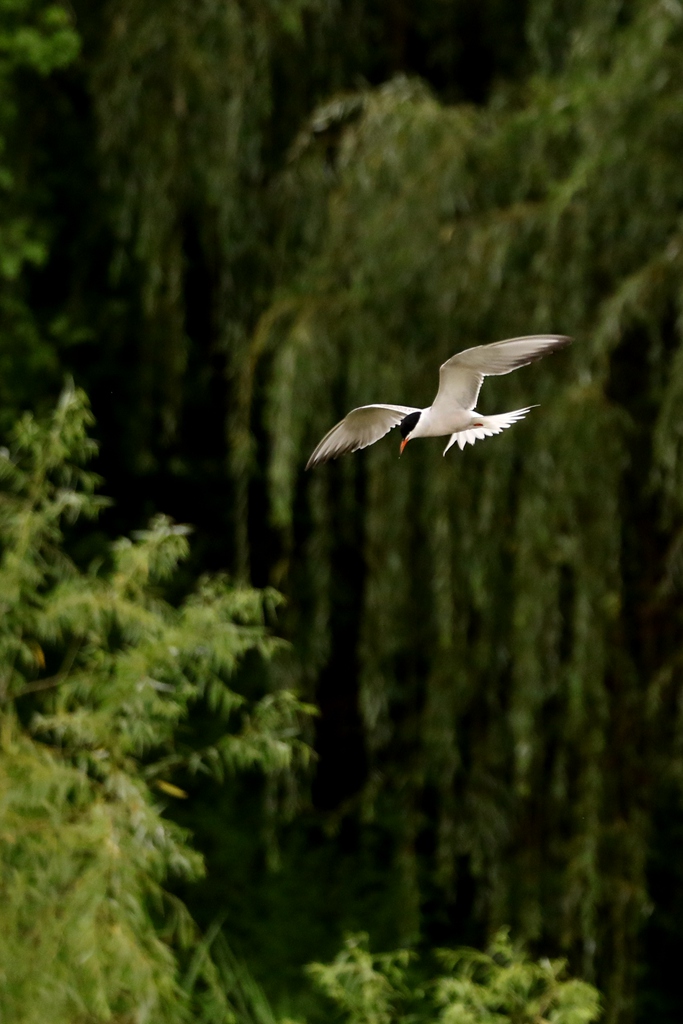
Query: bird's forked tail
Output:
[[443, 406, 536, 455]]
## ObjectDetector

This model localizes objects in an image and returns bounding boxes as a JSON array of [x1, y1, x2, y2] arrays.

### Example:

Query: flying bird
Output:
[[305, 334, 571, 470]]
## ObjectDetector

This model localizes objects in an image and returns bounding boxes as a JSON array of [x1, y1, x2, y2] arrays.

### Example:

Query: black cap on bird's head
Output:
[[399, 411, 421, 454]]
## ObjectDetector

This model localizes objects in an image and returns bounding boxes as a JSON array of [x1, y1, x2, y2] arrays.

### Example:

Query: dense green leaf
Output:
[[0, 384, 312, 1022]]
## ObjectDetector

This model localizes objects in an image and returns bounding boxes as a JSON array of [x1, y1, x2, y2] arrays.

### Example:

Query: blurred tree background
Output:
[[3, 0, 683, 1021]]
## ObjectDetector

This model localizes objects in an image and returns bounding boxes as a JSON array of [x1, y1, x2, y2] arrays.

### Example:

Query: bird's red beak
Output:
[[400, 437, 409, 455]]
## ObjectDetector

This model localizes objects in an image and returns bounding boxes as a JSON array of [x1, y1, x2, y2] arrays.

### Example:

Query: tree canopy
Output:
[[2, 0, 683, 1021]]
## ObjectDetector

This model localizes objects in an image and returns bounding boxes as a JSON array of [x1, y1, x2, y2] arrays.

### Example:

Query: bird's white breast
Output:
[[412, 405, 476, 438]]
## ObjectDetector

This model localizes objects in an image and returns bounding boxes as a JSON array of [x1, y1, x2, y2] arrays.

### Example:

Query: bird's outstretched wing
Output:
[[431, 334, 572, 414], [306, 404, 420, 469]]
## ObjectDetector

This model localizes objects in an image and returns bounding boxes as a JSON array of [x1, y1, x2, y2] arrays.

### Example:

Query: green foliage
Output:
[[309, 930, 601, 1024], [249, 0, 683, 1015], [308, 937, 413, 1024], [0, 0, 78, 424], [90, 0, 319, 479], [0, 383, 312, 1023], [183, 925, 283, 1024], [6, 0, 683, 1019], [0, 0, 77, 76], [435, 932, 601, 1024]]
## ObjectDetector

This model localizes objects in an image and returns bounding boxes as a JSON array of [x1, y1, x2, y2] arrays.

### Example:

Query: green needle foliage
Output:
[[309, 930, 601, 1024], [0, 383, 312, 1024]]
